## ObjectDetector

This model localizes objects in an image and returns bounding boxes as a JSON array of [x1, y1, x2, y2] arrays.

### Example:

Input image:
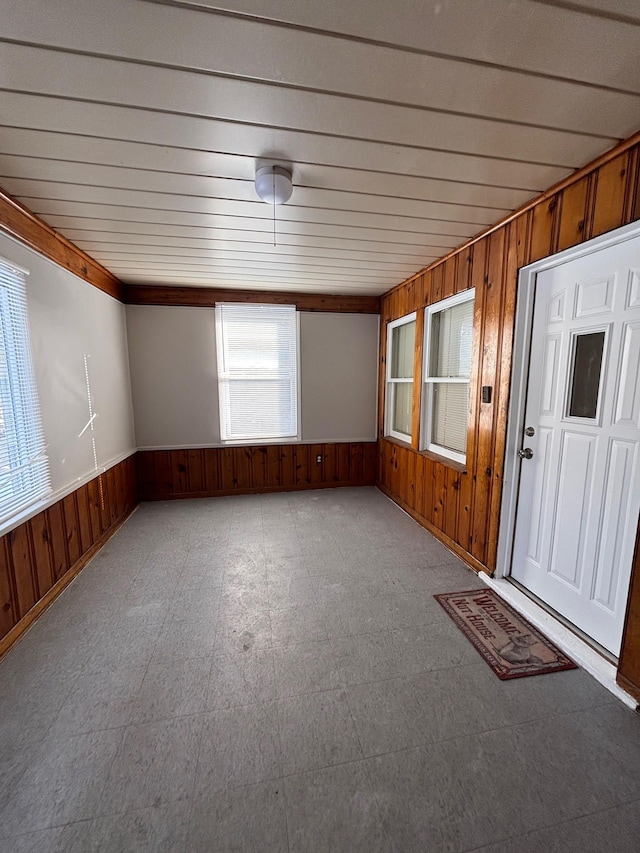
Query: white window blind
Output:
[[0, 257, 50, 524], [385, 313, 416, 442], [215, 303, 299, 441], [422, 291, 475, 463]]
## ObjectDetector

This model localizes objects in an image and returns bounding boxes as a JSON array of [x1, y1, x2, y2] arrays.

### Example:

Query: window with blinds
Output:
[[215, 303, 299, 441], [385, 312, 416, 442], [0, 257, 50, 525], [422, 291, 475, 464]]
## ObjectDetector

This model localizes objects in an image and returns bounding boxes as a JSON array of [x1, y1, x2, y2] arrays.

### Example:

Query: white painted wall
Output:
[[127, 305, 221, 447], [126, 305, 378, 448], [300, 312, 378, 442], [0, 233, 136, 497]]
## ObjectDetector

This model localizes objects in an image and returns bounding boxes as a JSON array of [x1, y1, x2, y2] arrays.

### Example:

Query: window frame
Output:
[[215, 302, 301, 444], [420, 290, 475, 465], [0, 255, 50, 527], [384, 311, 417, 444]]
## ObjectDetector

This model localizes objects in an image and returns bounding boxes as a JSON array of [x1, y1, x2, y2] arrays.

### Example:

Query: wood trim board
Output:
[[0, 188, 124, 300], [123, 284, 380, 313]]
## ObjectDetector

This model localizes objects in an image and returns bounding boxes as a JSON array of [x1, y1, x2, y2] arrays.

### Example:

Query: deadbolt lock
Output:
[[524, 426, 535, 437]]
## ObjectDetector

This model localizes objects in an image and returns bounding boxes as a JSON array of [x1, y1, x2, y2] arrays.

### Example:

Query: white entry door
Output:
[[511, 233, 640, 656]]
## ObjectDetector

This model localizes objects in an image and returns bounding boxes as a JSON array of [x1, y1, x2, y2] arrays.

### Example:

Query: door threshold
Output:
[[479, 573, 637, 711]]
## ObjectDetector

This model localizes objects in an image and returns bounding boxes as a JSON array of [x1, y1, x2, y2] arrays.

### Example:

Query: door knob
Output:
[[518, 448, 533, 459]]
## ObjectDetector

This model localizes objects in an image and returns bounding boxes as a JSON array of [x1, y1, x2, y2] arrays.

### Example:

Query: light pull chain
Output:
[[272, 167, 277, 247]]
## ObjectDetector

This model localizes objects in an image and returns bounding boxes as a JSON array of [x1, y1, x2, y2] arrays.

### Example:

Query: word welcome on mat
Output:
[[435, 588, 577, 680]]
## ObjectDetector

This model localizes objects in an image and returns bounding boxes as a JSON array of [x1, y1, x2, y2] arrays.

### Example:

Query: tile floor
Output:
[[0, 486, 639, 852]]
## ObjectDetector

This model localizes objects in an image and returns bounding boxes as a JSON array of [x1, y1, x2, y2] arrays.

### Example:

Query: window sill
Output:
[[381, 436, 468, 473], [418, 447, 468, 473], [382, 434, 414, 452]]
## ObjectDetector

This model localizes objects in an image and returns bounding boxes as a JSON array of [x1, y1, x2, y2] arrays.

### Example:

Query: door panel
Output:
[[511, 233, 640, 655]]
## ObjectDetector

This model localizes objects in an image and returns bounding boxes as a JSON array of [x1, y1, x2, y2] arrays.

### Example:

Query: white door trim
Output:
[[497, 219, 640, 581]]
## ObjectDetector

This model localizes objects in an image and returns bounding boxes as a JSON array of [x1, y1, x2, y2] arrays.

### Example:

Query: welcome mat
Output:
[[434, 588, 578, 680]]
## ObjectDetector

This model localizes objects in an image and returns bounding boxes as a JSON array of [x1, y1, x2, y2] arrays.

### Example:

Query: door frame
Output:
[[496, 219, 640, 581]]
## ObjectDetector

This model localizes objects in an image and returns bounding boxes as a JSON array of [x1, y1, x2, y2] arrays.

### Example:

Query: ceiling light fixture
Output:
[[255, 164, 293, 247], [255, 164, 293, 205]]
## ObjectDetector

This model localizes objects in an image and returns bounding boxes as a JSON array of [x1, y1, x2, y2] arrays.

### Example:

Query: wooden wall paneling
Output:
[[468, 233, 501, 565], [62, 493, 81, 567], [626, 147, 640, 222], [405, 448, 417, 508], [350, 442, 366, 486], [337, 442, 352, 485], [384, 442, 396, 497], [250, 446, 267, 490], [389, 443, 401, 500], [101, 472, 111, 528], [592, 152, 629, 239], [152, 451, 172, 499], [113, 463, 125, 521], [186, 449, 204, 494], [431, 264, 444, 305], [220, 448, 235, 491], [0, 458, 139, 656], [529, 196, 558, 263], [308, 444, 322, 486], [444, 468, 460, 542], [280, 444, 296, 487], [411, 308, 425, 450], [294, 445, 311, 487], [455, 245, 479, 552], [617, 530, 640, 705], [412, 273, 424, 310], [364, 442, 376, 485], [204, 449, 221, 492], [266, 445, 283, 489], [442, 255, 457, 300], [47, 501, 69, 582], [378, 313, 388, 438], [322, 443, 337, 485], [97, 472, 111, 533], [76, 484, 93, 554], [232, 447, 250, 491], [486, 223, 518, 571], [170, 449, 189, 496], [86, 476, 103, 541], [8, 524, 36, 618], [557, 175, 592, 253], [412, 453, 425, 519], [455, 246, 473, 294], [0, 539, 16, 637], [28, 512, 55, 598], [424, 455, 437, 527], [377, 135, 640, 694], [401, 276, 417, 316], [136, 452, 153, 501], [431, 461, 447, 531], [456, 465, 473, 552], [463, 237, 487, 559]]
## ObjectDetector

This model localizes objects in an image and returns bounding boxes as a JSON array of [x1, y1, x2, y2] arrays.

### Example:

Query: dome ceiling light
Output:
[[255, 164, 293, 246]]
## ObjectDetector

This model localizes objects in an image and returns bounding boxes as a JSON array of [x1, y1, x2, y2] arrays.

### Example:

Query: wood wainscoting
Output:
[[618, 536, 640, 705], [378, 135, 640, 576], [137, 442, 377, 500], [0, 456, 137, 655], [378, 133, 640, 702]]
